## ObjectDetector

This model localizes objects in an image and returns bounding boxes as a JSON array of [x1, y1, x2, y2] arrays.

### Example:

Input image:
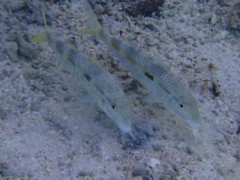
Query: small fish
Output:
[[31, 5, 132, 134], [80, 0, 201, 138]]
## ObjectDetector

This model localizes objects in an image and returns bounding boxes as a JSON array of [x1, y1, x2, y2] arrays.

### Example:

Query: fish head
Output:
[[170, 94, 201, 130], [98, 95, 132, 134]]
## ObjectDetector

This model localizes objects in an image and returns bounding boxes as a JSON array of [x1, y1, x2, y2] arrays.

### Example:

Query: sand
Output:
[[0, 0, 239, 179]]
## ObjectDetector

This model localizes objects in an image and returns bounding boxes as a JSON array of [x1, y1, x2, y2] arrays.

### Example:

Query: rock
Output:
[[23, 71, 40, 80], [0, 162, 9, 176], [148, 158, 161, 168], [16, 37, 36, 60], [234, 150, 240, 160], [123, 0, 165, 17], [185, 146, 194, 155], [145, 36, 155, 47], [159, 175, 176, 180], [77, 170, 93, 177], [17, 101, 29, 114], [132, 167, 152, 180], [210, 13, 217, 25], [30, 102, 41, 112], [4, 0, 27, 12], [134, 120, 154, 137], [143, 22, 158, 31], [120, 132, 144, 149], [0, 107, 6, 119], [217, 167, 228, 176], [151, 144, 165, 151], [109, 21, 122, 35], [171, 164, 180, 173], [26, 0, 53, 25], [2, 68, 13, 78], [229, 3, 240, 32], [4, 42, 19, 63], [93, 4, 106, 14], [42, 87, 54, 97]]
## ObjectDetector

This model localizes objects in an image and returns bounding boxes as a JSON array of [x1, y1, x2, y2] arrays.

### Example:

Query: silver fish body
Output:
[[102, 36, 200, 130], [82, 0, 201, 137], [33, 32, 132, 134]]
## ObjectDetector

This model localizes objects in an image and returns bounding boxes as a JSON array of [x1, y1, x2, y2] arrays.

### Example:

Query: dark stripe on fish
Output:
[[111, 39, 171, 95], [111, 40, 154, 81], [144, 71, 154, 80]]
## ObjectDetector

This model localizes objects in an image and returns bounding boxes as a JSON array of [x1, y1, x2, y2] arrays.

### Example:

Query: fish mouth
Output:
[[119, 123, 131, 134]]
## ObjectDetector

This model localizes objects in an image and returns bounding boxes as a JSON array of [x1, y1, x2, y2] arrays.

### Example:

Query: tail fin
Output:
[[78, 0, 105, 37], [31, 32, 48, 43], [31, 4, 49, 43], [41, 4, 48, 31]]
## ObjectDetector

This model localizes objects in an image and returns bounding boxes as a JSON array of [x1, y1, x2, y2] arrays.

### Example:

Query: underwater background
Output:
[[0, 0, 240, 179]]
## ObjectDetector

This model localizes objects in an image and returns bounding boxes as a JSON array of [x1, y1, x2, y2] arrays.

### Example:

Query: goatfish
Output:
[[31, 5, 132, 135], [80, 0, 201, 138]]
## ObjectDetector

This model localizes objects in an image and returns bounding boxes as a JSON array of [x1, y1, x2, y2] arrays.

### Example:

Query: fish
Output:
[[31, 5, 132, 135], [80, 0, 201, 139]]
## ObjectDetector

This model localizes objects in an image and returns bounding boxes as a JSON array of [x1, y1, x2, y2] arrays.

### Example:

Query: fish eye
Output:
[[111, 104, 116, 110], [179, 104, 184, 108]]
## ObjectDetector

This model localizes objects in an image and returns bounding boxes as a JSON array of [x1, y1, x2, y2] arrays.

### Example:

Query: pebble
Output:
[[171, 164, 180, 173], [210, 13, 217, 25], [185, 146, 194, 155]]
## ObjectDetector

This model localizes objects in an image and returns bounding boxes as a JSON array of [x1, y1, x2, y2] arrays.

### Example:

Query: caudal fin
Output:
[[31, 4, 49, 43], [79, 0, 105, 37], [31, 32, 48, 43]]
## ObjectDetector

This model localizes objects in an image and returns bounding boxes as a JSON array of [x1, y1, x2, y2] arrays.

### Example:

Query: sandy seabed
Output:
[[0, 0, 240, 179]]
